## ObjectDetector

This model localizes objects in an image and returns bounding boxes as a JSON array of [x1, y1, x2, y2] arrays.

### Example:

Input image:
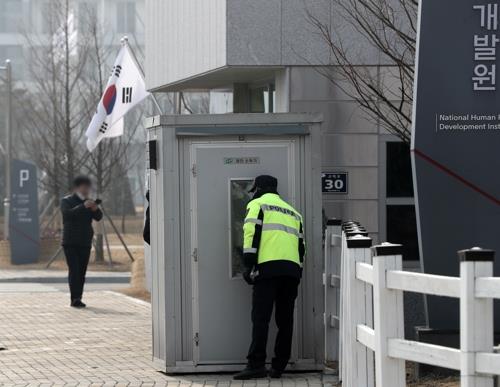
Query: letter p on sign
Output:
[[19, 169, 29, 188]]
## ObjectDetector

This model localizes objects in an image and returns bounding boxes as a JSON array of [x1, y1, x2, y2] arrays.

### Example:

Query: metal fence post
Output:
[[372, 243, 406, 387], [459, 247, 495, 387], [324, 218, 342, 372]]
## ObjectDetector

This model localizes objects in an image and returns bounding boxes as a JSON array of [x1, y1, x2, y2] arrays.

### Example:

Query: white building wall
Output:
[[146, 0, 226, 91]]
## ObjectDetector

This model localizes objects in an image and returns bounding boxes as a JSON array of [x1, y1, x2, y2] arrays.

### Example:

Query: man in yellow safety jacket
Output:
[[234, 175, 305, 380]]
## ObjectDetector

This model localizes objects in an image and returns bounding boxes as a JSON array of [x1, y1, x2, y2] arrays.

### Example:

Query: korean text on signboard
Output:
[[223, 157, 260, 165], [472, 3, 499, 91]]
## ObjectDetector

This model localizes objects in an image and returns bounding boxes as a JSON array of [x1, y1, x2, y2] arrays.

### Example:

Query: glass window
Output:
[[386, 141, 414, 197], [264, 85, 275, 113], [249, 87, 265, 113], [229, 179, 253, 278], [116, 1, 136, 33], [249, 84, 275, 113], [209, 90, 233, 113], [0, 0, 23, 33], [385, 140, 419, 262], [387, 205, 419, 261]]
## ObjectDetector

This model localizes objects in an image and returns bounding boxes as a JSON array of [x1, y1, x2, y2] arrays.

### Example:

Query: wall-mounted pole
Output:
[[2, 59, 12, 240]]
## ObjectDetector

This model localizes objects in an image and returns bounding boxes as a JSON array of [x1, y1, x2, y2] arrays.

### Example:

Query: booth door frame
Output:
[[188, 138, 301, 366]]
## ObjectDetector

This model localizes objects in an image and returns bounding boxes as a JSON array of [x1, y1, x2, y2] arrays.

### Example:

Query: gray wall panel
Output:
[[289, 67, 375, 102], [290, 67, 339, 101], [323, 200, 379, 233], [321, 134, 379, 167], [227, 0, 281, 65], [290, 101, 378, 134], [330, 0, 381, 65], [281, 0, 331, 65]]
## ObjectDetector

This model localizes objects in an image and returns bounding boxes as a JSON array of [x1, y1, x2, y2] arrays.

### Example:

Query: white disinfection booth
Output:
[[146, 113, 323, 373]]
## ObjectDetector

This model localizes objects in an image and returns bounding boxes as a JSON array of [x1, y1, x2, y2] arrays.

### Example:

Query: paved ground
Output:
[[0, 274, 331, 387], [0, 270, 130, 294], [0, 270, 130, 282]]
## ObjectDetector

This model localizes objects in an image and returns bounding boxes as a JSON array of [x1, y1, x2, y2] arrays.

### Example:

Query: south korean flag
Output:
[[85, 44, 149, 152]]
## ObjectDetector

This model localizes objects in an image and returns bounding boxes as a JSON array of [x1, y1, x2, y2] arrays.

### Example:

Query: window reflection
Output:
[[230, 179, 253, 278], [386, 142, 414, 197]]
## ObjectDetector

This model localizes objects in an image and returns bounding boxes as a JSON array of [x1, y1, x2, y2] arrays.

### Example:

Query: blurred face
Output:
[[75, 184, 91, 198]]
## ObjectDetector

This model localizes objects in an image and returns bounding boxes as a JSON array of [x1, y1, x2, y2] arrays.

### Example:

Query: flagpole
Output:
[[121, 36, 164, 115], [1, 59, 12, 240]]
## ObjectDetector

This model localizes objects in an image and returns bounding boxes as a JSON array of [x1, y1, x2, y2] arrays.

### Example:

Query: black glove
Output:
[[243, 267, 255, 285]]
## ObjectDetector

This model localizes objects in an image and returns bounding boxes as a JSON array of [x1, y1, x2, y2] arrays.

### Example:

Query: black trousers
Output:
[[63, 245, 91, 302], [247, 276, 299, 371]]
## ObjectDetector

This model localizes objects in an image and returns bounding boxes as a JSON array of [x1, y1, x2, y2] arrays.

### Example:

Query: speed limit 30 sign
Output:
[[322, 172, 348, 194]]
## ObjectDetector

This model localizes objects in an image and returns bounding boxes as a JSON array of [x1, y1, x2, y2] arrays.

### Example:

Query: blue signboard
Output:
[[9, 160, 39, 264]]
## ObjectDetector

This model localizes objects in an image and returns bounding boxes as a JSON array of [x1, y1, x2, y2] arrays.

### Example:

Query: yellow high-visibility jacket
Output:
[[243, 193, 305, 270]]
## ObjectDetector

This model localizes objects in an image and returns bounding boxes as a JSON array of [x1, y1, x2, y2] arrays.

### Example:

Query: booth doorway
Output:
[[190, 140, 298, 365]]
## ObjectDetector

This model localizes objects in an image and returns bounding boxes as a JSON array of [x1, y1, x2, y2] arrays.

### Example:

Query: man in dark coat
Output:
[[60, 176, 103, 307]]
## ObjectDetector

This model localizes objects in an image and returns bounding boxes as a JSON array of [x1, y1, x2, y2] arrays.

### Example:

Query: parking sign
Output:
[[9, 159, 39, 264]]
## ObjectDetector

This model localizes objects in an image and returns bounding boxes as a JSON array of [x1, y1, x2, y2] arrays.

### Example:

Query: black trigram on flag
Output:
[[122, 87, 133, 103], [99, 122, 108, 134], [112, 65, 122, 77]]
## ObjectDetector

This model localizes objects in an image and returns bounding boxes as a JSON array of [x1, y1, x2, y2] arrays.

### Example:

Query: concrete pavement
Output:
[[0, 272, 333, 386], [0, 270, 130, 294], [0, 270, 130, 282]]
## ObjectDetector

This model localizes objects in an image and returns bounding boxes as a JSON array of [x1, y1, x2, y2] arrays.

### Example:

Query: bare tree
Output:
[[19, 1, 147, 261], [20, 0, 90, 200], [309, 0, 418, 143]]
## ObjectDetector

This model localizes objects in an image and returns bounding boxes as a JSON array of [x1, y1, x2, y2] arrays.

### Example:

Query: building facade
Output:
[[145, 0, 418, 265], [0, 0, 145, 81]]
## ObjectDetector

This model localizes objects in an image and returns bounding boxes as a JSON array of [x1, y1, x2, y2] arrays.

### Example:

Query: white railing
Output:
[[323, 219, 342, 371], [330, 220, 499, 387]]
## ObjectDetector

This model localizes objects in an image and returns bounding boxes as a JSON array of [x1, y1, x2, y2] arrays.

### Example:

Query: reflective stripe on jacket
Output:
[[243, 193, 305, 267]]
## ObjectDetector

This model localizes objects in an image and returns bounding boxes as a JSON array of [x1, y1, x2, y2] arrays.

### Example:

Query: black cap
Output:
[[249, 175, 278, 193]]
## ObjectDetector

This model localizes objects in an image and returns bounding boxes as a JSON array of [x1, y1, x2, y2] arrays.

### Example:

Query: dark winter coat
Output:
[[60, 193, 103, 247]]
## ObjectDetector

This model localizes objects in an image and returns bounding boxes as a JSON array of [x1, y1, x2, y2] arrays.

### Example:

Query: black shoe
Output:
[[71, 300, 86, 308], [268, 368, 283, 379], [233, 367, 268, 380]]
